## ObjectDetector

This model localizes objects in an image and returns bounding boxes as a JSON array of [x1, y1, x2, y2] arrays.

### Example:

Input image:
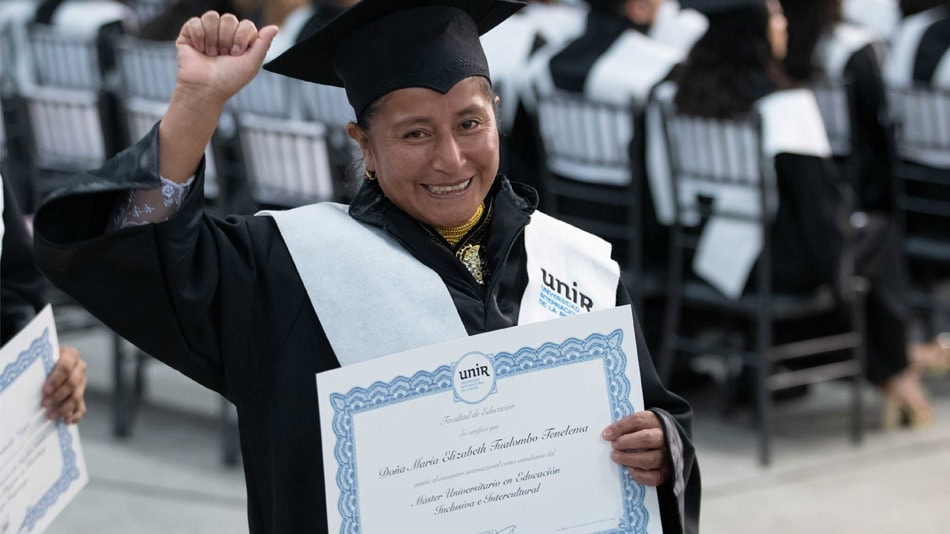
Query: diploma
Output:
[[316, 306, 661, 533], [0, 306, 88, 533]]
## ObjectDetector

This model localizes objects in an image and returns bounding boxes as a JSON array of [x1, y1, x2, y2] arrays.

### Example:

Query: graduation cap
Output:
[[680, 0, 765, 14], [264, 0, 526, 117]]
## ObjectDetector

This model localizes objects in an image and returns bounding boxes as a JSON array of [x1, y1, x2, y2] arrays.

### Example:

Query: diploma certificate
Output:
[[317, 306, 661, 533], [0, 306, 88, 533]]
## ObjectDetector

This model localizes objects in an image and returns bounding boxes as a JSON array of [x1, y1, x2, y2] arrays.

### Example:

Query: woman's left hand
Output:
[[602, 411, 671, 487], [42, 347, 88, 424]]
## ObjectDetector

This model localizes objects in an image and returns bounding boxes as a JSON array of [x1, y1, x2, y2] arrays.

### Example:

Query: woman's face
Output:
[[348, 77, 500, 228], [767, 0, 788, 60]]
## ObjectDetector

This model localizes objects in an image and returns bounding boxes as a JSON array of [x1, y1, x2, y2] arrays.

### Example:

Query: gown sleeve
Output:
[[617, 284, 701, 534], [31, 123, 309, 402], [844, 44, 896, 212]]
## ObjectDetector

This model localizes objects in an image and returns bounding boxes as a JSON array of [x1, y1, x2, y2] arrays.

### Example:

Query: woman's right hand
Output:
[[175, 11, 278, 107]]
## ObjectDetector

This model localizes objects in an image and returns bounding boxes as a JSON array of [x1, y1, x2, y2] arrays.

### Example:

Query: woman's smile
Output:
[[423, 178, 473, 195]]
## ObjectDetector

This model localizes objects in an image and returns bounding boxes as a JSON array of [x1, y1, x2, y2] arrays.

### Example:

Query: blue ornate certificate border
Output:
[[328, 329, 649, 533], [0, 329, 81, 533]]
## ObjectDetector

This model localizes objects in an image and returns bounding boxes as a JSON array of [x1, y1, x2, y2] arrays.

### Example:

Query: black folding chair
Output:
[[128, 0, 176, 23], [888, 85, 950, 335], [533, 90, 663, 323], [114, 34, 222, 200], [234, 112, 338, 208], [655, 102, 867, 466], [295, 80, 361, 200]]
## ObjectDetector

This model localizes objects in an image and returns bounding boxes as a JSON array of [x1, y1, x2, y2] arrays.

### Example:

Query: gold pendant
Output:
[[459, 244, 484, 285]]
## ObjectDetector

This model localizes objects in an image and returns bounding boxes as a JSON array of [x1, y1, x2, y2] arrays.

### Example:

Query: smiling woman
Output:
[[30, 0, 700, 532], [347, 77, 500, 228]]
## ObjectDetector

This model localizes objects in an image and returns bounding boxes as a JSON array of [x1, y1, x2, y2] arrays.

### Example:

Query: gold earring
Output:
[[365, 169, 377, 181]]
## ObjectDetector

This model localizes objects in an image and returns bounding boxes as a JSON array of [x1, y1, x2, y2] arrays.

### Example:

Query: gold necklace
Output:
[[434, 203, 485, 247]]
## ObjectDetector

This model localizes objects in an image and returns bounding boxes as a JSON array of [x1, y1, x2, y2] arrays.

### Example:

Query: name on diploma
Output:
[[316, 306, 662, 533]]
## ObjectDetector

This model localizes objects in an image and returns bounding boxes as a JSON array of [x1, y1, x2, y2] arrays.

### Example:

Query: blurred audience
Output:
[[653, 0, 937, 428]]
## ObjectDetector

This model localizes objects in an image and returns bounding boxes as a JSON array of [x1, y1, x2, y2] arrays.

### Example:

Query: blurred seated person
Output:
[[137, 0, 254, 40], [650, 0, 709, 52], [782, 0, 896, 213], [481, 0, 587, 133], [32, 0, 138, 83], [34, 0, 137, 37], [885, 0, 950, 88], [523, 0, 690, 109], [295, 0, 361, 42], [2, 174, 88, 424], [29, 1, 700, 530], [648, 0, 938, 427]]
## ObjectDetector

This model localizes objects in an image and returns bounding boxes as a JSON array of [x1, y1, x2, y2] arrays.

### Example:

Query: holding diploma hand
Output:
[[602, 411, 672, 487], [42, 347, 88, 424]]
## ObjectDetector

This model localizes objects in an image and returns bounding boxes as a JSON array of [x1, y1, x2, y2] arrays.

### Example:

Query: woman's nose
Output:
[[432, 134, 464, 173]]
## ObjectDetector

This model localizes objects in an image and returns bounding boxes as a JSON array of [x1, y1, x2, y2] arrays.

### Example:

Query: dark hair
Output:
[[781, 0, 842, 82], [355, 76, 495, 130], [674, 5, 791, 119], [900, 0, 949, 17]]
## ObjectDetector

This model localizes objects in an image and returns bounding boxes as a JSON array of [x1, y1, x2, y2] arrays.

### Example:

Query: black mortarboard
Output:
[[264, 0, 525, 117], [680, 0, 765, 14]]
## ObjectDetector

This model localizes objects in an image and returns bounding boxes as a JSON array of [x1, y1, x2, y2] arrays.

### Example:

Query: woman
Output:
[[650, 0, 934, 427], [782, 0, 950, 374], [781, 0, 895, 213], [31, 0, 700, 532], [2, 174, 89, 424]]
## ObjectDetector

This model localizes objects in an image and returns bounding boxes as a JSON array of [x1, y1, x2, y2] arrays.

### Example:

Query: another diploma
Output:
[[316, 306, 662, 533], [0, 306, 88, 533]]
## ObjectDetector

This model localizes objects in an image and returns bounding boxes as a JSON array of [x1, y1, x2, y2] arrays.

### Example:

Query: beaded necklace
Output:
[[434, 202, 485, 247]]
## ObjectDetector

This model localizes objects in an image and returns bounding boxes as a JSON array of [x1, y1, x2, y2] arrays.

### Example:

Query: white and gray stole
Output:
[[262, 205, 620, 366]]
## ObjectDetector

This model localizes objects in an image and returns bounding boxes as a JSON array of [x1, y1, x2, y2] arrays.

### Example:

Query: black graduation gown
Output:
[[32, 125, 701, 534], [838, 44, 897, 212]]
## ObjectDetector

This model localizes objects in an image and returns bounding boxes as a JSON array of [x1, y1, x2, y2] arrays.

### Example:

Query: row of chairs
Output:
[[3, 24, 358, 212], [0, 23, 360, 466], [534, 84, 950, 466]]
